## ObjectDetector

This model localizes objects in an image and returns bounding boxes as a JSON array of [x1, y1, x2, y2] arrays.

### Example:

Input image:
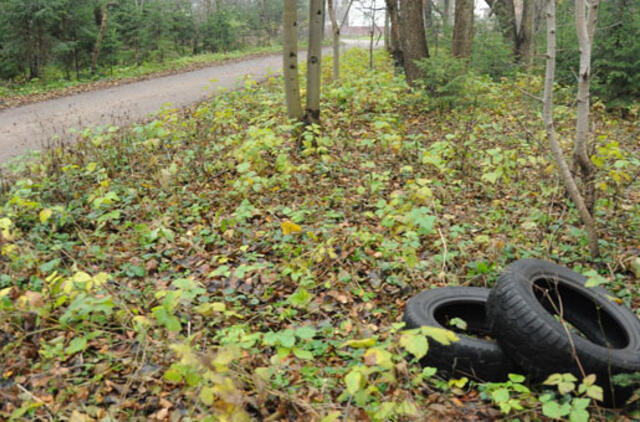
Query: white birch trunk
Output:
[[328, 0, 340, 80], [573, 0, 600, 212], [542, 0, 598, 258], [283, 0, 303, 120], [305, 0, 324, 124]]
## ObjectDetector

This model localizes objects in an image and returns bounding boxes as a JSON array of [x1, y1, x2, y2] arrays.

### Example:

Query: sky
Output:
[[347, 0, 491, 27]]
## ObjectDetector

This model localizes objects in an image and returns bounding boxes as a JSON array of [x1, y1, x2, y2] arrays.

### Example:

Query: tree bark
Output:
[[424, 0, 433, 28], [327, 0, 340, 80], [385, 0, 404, 68], [486, 0, 516, 48], [91, 2, 112, 75], [573, 0, 600, 214], [305, 0, 324, 125], [399, 0, 429, 84], [542, 0, 598, 258], [283, 0, 303, 120], [452, 0, 474, 58], [516, 0, 535, 63]]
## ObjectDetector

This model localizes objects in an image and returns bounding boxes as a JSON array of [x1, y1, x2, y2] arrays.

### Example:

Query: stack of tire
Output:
[[403, 259, 640, 408]]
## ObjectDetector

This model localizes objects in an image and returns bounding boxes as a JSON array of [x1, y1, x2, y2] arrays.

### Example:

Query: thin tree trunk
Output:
[[400, 0, 429, 84], [91, 3, 110, 74], [328, 0, 340, 80], [573, 0, 600, 214], [384, 12, 390, 49], [369, 2, 376, 69], [452, 0, 474, 58], [424, 0, 433, 29], [305, 0, 324, 125], [443, 0, 450, 26], [542, 0, 598, 258], [283, 0, 303, 120], [385, 0, 404, 67]]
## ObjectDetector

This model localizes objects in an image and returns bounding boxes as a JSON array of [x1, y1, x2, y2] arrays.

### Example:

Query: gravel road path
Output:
[[0, 42, 365, 163]]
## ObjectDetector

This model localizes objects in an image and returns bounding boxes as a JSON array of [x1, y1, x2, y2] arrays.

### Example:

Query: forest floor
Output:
[[0, 49, 639, 421]]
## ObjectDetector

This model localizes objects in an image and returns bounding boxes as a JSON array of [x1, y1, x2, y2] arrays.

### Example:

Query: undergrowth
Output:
[[0, 49, 639, 421]]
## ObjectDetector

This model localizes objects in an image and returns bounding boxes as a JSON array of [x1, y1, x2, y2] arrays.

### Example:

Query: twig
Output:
[[16, 383, 55, 422], [437, 227, 448, 275], [516, 85, 543, 103]]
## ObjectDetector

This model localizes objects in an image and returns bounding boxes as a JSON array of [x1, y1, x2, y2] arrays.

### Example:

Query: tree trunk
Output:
[[384, 12, 390, 49], [385, 0, 404, 68], [91, 4, 110, 74], [424, 0, 433, 29], [283, 0, 303, 120], [452, 0, 474, 58], [542, 0, 598, 258], [573, 0, 600, 214], [486, 0, 516, 48], [305, 0, 324, 125], [399, 0, 429, 84], [443, 0, 450, 26], [328, 0, 340, 80], [516, 0, 535, 63]]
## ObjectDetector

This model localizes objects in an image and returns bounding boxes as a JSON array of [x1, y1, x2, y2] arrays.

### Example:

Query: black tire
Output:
[[403, 287, 519, 382], [487, 259, 640, 407]]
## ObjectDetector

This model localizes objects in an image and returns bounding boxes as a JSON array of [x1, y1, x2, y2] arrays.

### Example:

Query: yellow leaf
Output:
[[340, 337, 376, 349], [281, 220, 302, 235], [86, 162, 98, 173]]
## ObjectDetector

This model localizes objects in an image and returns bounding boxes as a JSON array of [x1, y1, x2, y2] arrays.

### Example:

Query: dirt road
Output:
[[0, 42, 366, 163]]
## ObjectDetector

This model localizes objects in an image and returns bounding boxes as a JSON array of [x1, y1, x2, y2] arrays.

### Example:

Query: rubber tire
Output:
[[403, 287, 519, 382], [487, 259, 640, 408]]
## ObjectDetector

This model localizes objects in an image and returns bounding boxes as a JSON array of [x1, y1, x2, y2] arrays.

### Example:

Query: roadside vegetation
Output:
[[1, 48, 639, 421]]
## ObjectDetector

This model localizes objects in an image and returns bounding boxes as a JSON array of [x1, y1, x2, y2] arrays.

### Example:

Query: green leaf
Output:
[[199, 386, 215, 405], [295, 326, 317, 340], [345, 370, 363, 395], [399, 332, 429, 360], [508, 373, 526, 383], [584, 270, 608, 288], [448, 317, 467, 330], [492, 388, 510, 403], [422, 367, 437, 378], [163, 367, 183, 383], [569, 409, 589, 422], [278, 329, 296, 348], [585, 385, 603, 401], [65, 337, 87, 356], [419, 326, 459, 345], [292, 348, 314, 360], [542, 401, 571, 419], [288, 287, 312, 308]]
